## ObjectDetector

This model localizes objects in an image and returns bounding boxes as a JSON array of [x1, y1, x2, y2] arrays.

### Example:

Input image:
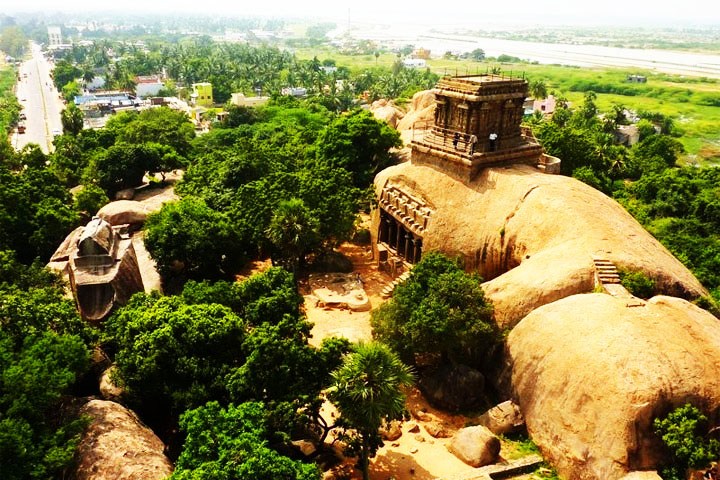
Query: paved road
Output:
[[10, 43, 65, 154]]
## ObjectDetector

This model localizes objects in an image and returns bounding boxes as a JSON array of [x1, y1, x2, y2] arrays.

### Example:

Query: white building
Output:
[[134, 75, 164, 98], [48, 26, 62, 47], [402, 58, 426, 68]]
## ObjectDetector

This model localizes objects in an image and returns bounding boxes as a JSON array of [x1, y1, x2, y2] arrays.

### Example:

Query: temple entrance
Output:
[[378, 209, 423, 265]]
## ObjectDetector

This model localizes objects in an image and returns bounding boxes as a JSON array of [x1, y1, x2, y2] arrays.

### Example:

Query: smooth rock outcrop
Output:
[[447, 425, 500, 467], [97, 200, 151, 227], [396, 90, 435, 132], [505, 293, 720, 479], [373, 163, 706, 328], [370, 99, 405, 128], [75, 399, 173, 480]]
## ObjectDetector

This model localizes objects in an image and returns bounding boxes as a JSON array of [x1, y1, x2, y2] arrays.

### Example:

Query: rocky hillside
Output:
[[374, 162, 706, 329], [373, 159, 715, 479]]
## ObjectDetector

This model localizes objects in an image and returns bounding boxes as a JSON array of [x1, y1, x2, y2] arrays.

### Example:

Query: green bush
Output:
[[654, 403, 720, 478], [619, 270, 656, 299]]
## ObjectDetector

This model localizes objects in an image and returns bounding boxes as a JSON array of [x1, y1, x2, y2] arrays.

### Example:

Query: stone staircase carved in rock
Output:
[[592, 256, 645, 306], [593, 257, 621, 285], [381, 270, 412, 299]]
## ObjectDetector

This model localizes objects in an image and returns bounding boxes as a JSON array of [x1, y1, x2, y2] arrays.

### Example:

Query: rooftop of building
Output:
[[435, 74, 528, 96]]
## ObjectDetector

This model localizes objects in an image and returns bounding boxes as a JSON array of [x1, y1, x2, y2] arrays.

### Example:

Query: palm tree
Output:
[[529, 79, 548, 100], [328, 342, 413, 480]]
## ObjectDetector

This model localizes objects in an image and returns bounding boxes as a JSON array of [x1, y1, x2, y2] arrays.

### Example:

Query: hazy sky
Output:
[[7, 0, 720, 27]]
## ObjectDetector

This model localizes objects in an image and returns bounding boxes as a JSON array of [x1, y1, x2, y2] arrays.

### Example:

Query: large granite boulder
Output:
[[370, 99, 405, 129], [447, 425, 500, 467], [75, 399, 173, 480], [373, 163, 706, 329], [476, 400, 525, 435], [505, 293, 720, 479], [97, 200, 151, 227], [396, 90, 435, 132]]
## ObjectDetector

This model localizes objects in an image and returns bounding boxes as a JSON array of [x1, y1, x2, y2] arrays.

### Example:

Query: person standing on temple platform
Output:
[[489, 132, 498, 151], [469, 133, 478, 155], [453, 132, 460, 149]]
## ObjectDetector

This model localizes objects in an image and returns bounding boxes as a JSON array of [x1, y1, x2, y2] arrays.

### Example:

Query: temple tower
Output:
[[410, 74, 554, 182]]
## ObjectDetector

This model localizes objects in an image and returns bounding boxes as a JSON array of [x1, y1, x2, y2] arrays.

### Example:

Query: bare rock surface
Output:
[[97, 200, 151, 226], [506, 293, 720, 479], [476, 400, 524, 435], [447, 425, 500, 467], [396, 90, 435, 132], [620, 473, 663, 480], [373, 163, 706, 328], [99, 366, 124, 401], [370, 99, 405, 128], [75, 399, 173, 480]]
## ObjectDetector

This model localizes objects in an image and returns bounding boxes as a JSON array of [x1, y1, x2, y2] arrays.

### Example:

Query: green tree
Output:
[[61, 80, 81, 103], [73, 183, 109, 216], [371, 252, 496, 367], [144, 197, 242, 281], [52, 60, 81, 91], [116, 107, 195, 158], [654, 403, 720, 479], [266, 198, 321, 274], [529, 79, 548, 99], [328, 342, 413, 480], [60, 103, 84, 136], [171, 401, 321, 480], [315, 109, 401, 188], [0, 330, 90, 480], [103, 294, 246, 415], [0, 259, 92, 480], [0, 26, 27, 58]]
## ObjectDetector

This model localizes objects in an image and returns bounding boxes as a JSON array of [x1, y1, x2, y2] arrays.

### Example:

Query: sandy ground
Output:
[[303, 243, 523, 480]]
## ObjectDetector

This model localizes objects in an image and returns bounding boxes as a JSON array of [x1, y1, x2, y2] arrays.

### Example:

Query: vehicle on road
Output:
[[19, 113, 26, 120], [17, 124, 26, 134]]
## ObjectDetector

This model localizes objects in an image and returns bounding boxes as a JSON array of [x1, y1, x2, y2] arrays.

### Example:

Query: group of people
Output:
[[451, 132, 497, 155]]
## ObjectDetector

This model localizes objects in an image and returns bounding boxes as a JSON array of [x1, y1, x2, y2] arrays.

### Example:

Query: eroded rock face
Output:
[[75, 400, 173, 480], [373, 163, 706, 328], [505, 294, 720, 480], [447, 425, 500, 467]]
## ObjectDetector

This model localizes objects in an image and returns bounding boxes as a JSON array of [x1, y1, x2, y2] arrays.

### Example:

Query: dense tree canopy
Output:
[[171, 401, 321, 480], [0, 254, 93, 480], [103, 268, 348, 435], [371, 252, 496, 368], [144, 196, 242, 281]]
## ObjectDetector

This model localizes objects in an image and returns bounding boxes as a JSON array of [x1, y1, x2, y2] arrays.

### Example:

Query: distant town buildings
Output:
[[47, 26, 62, 47], [135, 75, 165, 98], [191, 82, 213, 107], [402, 58, 427, 68], [231, 93, 270, 107]]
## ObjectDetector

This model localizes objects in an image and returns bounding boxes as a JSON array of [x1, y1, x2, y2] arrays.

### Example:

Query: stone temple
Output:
[[374, 74, 560, 275]]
